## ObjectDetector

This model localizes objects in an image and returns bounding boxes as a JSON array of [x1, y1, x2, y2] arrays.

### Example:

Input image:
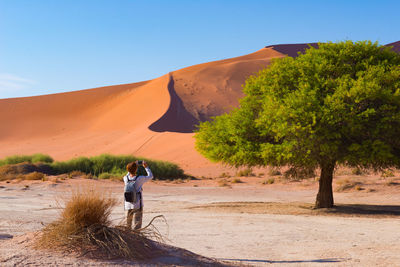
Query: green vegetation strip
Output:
[[0, 154, 185, 180]]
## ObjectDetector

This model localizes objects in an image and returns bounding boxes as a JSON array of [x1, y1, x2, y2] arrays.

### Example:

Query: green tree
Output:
[[195, 41, 400, 208]]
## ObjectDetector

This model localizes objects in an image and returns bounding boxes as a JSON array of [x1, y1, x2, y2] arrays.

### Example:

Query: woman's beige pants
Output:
[[127, 208, 143, 230]]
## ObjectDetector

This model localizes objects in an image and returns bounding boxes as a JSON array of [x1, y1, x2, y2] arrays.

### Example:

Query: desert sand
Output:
[[1, 175, 400, 266]]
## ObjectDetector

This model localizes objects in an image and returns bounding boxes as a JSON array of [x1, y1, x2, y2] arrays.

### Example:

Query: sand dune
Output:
[[0, 43, 398, 175]]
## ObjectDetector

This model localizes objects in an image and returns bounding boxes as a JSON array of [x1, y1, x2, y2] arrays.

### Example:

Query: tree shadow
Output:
[[220, 257, 347, 264], [0, 234, 13, 239], [322, 204, 400, 217]]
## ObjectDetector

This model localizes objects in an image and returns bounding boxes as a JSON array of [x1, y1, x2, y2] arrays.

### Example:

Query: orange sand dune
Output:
[[1, 43, 398, 175]]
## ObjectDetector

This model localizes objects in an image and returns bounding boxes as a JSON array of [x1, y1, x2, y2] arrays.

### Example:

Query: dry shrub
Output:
[[110, 176, 123, 182], [335, 178, 362, 192], [0, 162, 51, 181], [355, 185, 364, 191], [262, 178, 275, 185], [236, 168, 254, 177], [172, 178, 185, 184], [231, 178, 243, 183], [24, 171, 45, 180], [351, 168, 364, 175], [385, 179, 400, 186], [219, 172, 230, 178], [36, 186, 164, 260], [218, 179, 231, 187], [68, 170, 86, 178], [268, 168, 281, 176], [381, 169, 395, 178], [283, 166, 315, 181]]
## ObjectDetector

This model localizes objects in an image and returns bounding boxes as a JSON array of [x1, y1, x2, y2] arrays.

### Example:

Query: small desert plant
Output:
[[68, 170, 86, 178], [231, 178, 243, 183], [98, 172, 113, 179], [23, 171, 45, 180], [218, 179, 230, 187], [335, 178, 362, 192], [110, 176, 123, 182], [36, 186, 164, 260], [236, 168, 254, 177], [385, 179, 399, 186], [262, 178, 275, 185], [354, 185, 364, 191], [381, 169, 395, 178], [351, 168, 364, 175], [219, 172, 231, 178], [268, 168, 281, 176], [172, 178, 185, 184], [283, 166, 315, 181]]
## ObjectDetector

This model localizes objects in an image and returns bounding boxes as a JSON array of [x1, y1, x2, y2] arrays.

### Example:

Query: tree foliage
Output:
[[196, 41, 400, 169], [195, 41, 400, 207]]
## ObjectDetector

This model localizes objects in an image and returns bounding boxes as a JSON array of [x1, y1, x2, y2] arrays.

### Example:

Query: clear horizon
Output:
[[1, 0, 399, 99]]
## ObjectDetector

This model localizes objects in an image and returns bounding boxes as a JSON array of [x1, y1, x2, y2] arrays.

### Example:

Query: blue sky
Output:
[[0, 0, 399, 99]]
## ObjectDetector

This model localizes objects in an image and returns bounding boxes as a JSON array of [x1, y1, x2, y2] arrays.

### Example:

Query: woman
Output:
[[123, 160, 153, 230]]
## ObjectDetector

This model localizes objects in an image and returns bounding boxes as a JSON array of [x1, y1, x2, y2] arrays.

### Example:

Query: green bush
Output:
[[90, 154, 136, 176], [0, 154, 54, 166], [31, 154, 54, 163], [98, 172, 113, 179], [0, 154, 185, 180], [51, 157, 93, 174]]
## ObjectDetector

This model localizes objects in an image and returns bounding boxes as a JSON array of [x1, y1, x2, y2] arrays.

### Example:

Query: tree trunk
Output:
[[315, 161, 335, 208]]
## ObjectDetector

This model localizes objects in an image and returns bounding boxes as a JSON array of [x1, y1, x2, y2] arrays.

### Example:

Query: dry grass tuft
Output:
[[68, 170, 86, 178], [351, 168, 364, 175], [236, 168, 254, 177], [385, 179, 400, 186], [381, 169, 395, 178], [283, 166, 315, 181], [0, 162, 50, 181], [268, 168, 281, 176], [219, 172, 231, 178], [218, 179, 231, 187], [24, 171, 45, 180], [230, 178, 243, 184], [36, 186, 165, 260], [335, 178, 363, 192], [262, 178, 275, 185]]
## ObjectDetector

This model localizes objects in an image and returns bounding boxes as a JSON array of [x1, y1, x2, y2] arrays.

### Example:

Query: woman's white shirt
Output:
[[123, 167, 153, 210]]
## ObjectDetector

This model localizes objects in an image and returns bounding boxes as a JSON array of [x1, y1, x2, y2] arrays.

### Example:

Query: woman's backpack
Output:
[[124, 175, 139, 203]]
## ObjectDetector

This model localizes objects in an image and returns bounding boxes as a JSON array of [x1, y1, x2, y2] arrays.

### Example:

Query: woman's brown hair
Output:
[[126, 162, 137, 175]]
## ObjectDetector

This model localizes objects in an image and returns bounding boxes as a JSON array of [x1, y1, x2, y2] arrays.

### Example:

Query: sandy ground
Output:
[[1, 175, 400, 266]]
